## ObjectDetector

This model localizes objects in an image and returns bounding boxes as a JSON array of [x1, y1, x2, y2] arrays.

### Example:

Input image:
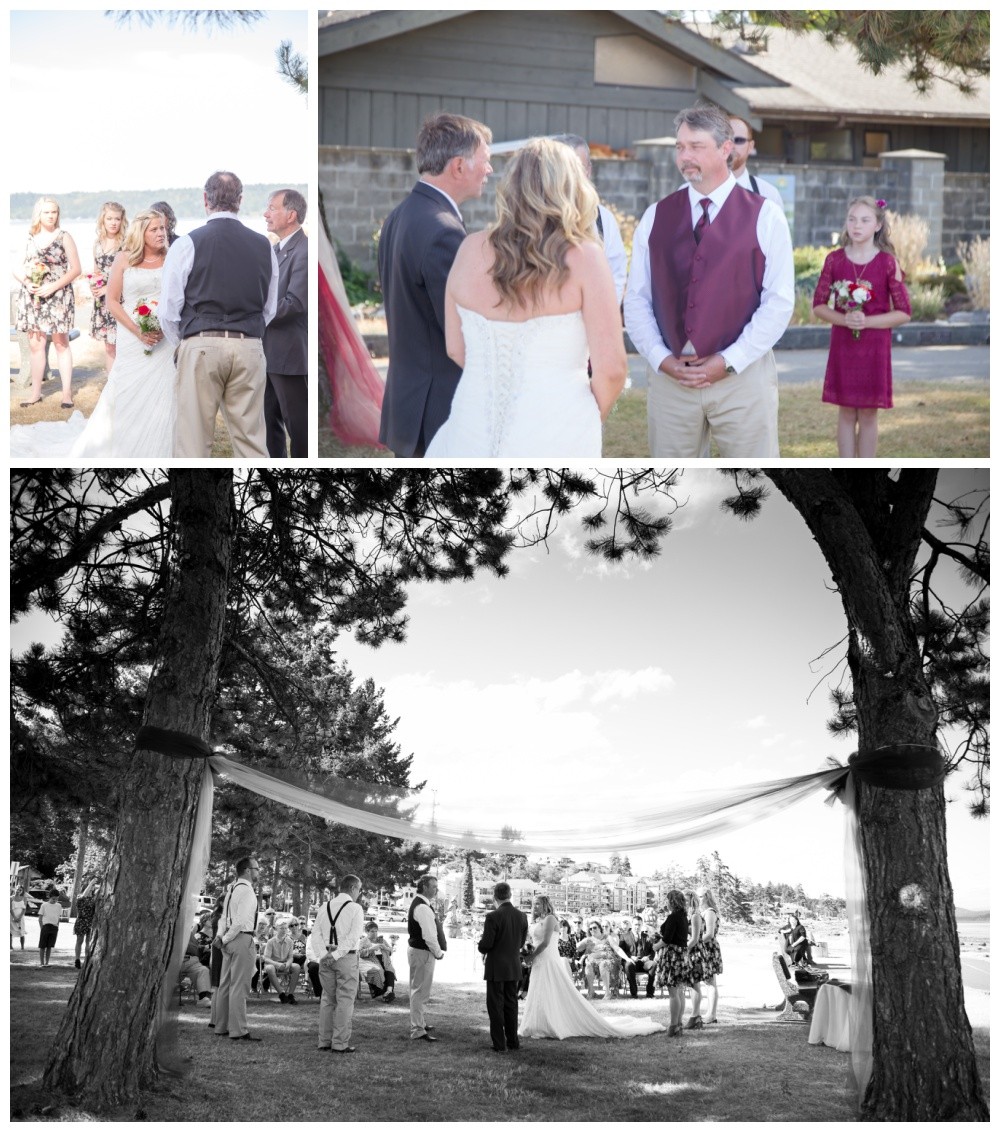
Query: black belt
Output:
[[187, 330, 259, 340]]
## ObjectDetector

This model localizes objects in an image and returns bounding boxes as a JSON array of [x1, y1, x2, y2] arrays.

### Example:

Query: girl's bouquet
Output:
[[26, 261, 49, 306], [133, 297, 160, 354], [828, 279, 873, 340]]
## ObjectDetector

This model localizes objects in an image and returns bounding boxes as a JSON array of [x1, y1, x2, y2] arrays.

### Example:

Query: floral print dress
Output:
[[90, 245, 120, 342], [16, 230, 76, 334]]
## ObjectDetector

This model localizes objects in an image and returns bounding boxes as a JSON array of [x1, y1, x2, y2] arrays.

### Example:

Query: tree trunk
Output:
[[42, 470, 234, 1111], [770, 470, 989, 1120], [70, 811, 89, 918]]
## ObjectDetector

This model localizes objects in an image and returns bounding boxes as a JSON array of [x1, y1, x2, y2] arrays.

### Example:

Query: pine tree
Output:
[[463, 856, 475, 910]]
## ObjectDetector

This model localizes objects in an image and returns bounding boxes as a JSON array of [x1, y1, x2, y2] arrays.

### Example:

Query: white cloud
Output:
[[741, 715, 768, 730]]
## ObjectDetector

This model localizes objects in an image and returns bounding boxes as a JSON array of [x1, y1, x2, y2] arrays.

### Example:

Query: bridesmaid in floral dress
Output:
[[90, 202, 127, 373], [13, 196, 81, 409]]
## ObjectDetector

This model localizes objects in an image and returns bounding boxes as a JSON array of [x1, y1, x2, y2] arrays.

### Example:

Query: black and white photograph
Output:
[[9, 468, 990, 1121]]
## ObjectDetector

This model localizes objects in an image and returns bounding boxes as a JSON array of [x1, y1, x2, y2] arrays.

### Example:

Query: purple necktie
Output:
[[694, 198, 712, 244]]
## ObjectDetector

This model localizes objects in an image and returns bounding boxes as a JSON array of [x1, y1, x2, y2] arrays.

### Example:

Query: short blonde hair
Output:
[[488, 137, 599, 309]]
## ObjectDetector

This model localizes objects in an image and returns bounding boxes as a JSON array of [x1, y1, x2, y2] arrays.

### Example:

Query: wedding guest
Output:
[[785, 910, 816, 966], [150, 200, 179, 246], [624, 921, 658, 998], [727, 116, 785, 209], [553, 133, 628, 302], [700, 889, 723, 1023], [311, 874, 365, 1052], [288, 917, 319, 996], [683, 891, 706, 1029], [556, 919, 576, 973], [263, 920, 300, 1003], [13, 197, 82, 409], [209, 895, 225, 994], [378, 112, 493, 456], [262, 188, 308, 458], [213, 856, 263, 1042], [38, 890, 63, 966], [251, 918, 273, 993], [655, 890, 689, 1036], [10, 886, 28, 951], [90, 202, 126, 372], [359, 921, 397, 1002], [624, 103, 793, 457], [73, 879, 98, 969], [160, 170, 278, 458], [180, 924, 213, 1007]]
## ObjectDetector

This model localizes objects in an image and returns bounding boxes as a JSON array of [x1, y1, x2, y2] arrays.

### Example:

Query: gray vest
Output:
[[180, 218, 272, 339]]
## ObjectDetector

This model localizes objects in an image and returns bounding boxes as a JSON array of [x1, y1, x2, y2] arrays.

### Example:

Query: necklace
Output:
[[847, 247, 877, 281]]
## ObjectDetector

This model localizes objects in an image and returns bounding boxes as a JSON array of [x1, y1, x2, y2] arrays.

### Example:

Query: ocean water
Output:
[[957, 920, 990, 941]]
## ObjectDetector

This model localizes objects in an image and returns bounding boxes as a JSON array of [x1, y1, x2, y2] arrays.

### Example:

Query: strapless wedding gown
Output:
[[520, 921, 666, 1040], [10, 266, 176, 458], [425, 306, 601, 457]]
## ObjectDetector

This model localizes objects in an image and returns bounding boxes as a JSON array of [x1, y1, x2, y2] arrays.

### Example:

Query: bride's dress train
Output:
[[520, 921, 666, 1040], [426, 306, 601, 458], [10, 265, 176, 458]]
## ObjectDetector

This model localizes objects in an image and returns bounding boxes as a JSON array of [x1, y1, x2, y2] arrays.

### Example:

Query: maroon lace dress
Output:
[[813, 248, 911, 408]]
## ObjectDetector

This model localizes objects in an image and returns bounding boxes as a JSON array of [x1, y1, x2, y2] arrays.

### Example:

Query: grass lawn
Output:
[[319, 380, 989, 460]]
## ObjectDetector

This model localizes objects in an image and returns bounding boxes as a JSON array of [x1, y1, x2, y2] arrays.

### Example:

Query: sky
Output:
[[9, 9, 310, 193], [328, 469, 990, 910], [9, 469, 990, 910]]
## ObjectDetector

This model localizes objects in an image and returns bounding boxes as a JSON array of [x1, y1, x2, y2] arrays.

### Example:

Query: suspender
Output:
[[224, 879, 258, 932], [749, 175, 760, 196], [596, 209, 605, 242], [327, 898, 350, 948]]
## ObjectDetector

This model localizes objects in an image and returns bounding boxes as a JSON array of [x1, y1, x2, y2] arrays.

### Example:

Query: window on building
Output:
[[754, 125, 785, 160], [809, 128, 853, 162], [863, 129, 891, 168], [594, 34, 696, 89]]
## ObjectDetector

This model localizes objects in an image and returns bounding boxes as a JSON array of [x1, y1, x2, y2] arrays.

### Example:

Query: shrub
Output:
[[335, 243, 377, 306], [791, 286, 823, 326], [956, 237, 990, 310], [604, 200, 637, 265], [907, 283, 946, 322], [793, 245, 831, 281], [885, 210, 928, 279]]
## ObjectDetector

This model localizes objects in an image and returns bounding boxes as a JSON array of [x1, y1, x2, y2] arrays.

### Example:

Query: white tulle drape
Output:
[[843, 774, 874, 1102]]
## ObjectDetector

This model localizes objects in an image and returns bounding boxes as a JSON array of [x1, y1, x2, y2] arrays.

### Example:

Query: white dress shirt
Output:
[[159, 211, 280, 346], [624, 174, 794, 376], [220, 878, 258, 944], [411, 895, 444, 959], [310, 893, 364, 962], [419, 180, 464, 221], [735, 167, 786, 210], [597, 204, 628, 304]]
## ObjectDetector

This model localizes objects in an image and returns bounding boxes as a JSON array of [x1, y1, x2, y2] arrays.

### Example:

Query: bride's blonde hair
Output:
[[488, 137, 599, 309], [123, 210, 166, 267]]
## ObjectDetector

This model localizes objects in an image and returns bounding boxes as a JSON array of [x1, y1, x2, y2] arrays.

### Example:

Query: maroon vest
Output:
[[649, 185, 766, 358]]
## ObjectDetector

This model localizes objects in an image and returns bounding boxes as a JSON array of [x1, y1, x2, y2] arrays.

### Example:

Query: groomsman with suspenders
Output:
[[211, 856, 261, 1042], [311, 874, 364, 1053]]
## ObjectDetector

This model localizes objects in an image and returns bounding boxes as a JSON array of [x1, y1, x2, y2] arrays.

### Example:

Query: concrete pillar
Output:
[[879, 149, 947, 259]]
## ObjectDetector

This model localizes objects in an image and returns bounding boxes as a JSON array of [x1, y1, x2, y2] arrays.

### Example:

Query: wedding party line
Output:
[[10, 173, 307, 460]]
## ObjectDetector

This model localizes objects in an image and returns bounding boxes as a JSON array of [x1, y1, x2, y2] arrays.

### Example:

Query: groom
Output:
[[478, 882, 529, 1054], [160, 170, 279, 457], [377, 112, 492, 457]]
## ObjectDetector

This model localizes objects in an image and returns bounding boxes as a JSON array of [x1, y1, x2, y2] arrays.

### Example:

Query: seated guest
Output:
[[263, 920, 301, 1003], [359, 921, 397, 1003], [556, 919, 577, 976], [180, 925, 213, 1007], [290, 917, 321, 997], [251, 919, 274, 993], [625, 921, 659, 998], [786, 911, 816, 966]]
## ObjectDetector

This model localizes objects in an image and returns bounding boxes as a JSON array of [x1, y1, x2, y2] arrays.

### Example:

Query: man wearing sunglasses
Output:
[[728, 116, 785, 211]]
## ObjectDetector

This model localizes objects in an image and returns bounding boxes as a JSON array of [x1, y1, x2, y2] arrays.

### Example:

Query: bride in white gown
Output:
[[426, 138, 627, 458], [520, 897, 665, 1041], [10, 210, 176, 459]]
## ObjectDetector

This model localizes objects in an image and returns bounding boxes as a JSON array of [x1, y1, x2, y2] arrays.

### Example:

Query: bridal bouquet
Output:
[[828, 278, 873, 340], [26, 261, 49, 305], [133, 297, 160, 354]]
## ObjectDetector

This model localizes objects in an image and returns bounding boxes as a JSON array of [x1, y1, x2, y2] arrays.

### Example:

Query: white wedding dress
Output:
[[10, 266, 176, 459], [520, 920, 666, 1041], [425, 306, 601, 457]]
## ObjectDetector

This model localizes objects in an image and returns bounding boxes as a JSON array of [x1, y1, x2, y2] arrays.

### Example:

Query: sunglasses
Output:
[[732, 136, 751, 145]]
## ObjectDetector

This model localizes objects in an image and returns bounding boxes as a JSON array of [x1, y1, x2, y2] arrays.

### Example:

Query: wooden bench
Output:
[[772, 952, 820, 1021]]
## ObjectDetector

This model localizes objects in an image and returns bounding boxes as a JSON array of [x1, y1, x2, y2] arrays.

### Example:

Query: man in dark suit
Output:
[[478, 881, 529, 1054], [377, 113, 492, 456], [262, 189, 308, 457]]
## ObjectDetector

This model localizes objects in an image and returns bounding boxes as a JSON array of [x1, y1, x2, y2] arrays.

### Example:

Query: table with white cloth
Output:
[[807, 982, 852, 1051]]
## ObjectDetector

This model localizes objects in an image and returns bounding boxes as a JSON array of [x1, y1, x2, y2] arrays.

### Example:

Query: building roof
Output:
[[709, 24, 988, 125]]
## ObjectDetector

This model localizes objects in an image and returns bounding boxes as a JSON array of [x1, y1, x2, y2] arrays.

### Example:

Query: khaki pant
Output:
[[408, 947, 436, 1038], [317, 952, 359, 1050], [213, 934, 255, 1038], [647, 351, 780, 458], [174, 335, 268, 458]]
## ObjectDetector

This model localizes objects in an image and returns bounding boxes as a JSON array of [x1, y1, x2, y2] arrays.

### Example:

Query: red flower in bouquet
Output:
[[133, 297, 161, 355], [828, 279, 874, 340]]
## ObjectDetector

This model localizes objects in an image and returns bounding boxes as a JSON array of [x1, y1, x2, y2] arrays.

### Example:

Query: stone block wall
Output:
[[322, 144, 989, 270], [942, 174, 990, 259]]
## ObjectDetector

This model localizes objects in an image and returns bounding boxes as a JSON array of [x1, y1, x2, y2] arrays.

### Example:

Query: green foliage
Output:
[[917, 270, 967, 300], [907, 283, 947, 322], [336, 244, 378, 306], [793, 244, 832, 281]]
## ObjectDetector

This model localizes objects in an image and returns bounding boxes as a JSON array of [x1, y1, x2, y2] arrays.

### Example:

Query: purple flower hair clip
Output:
[[876, 198, 887, 209]]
